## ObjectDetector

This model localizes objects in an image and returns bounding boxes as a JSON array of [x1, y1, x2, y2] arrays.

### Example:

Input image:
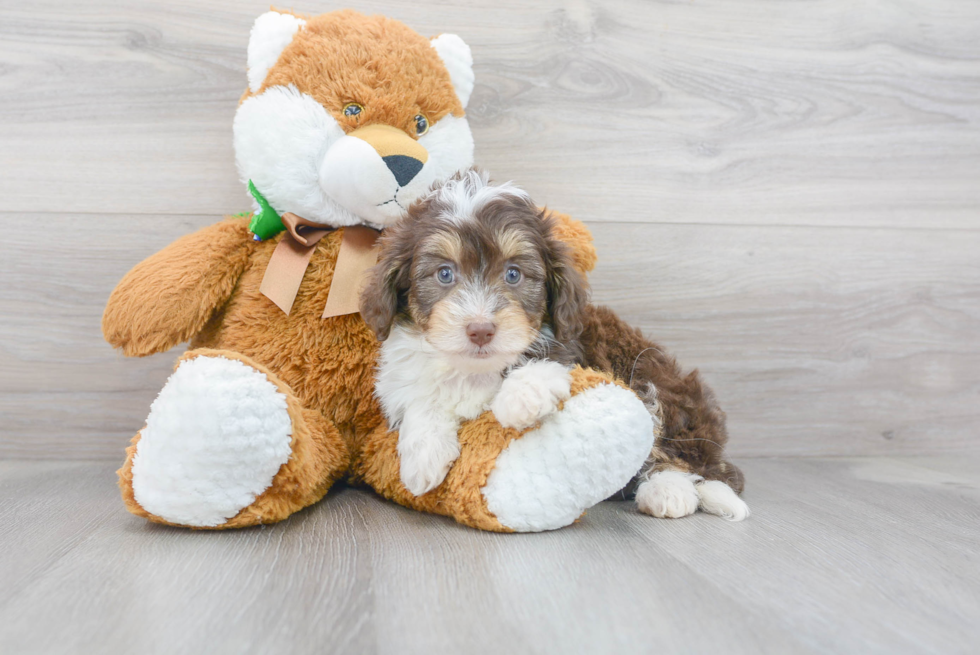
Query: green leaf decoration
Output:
[[247, 180, 285, 241]]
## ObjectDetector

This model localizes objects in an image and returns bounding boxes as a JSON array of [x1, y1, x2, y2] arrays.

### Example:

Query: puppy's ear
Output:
[[359, 233, 413, 341], [544, 224, 590, 345]]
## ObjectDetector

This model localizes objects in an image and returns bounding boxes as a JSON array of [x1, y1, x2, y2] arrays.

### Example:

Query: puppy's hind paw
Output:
[[635, 471, 701, 519], [491, 360, 572, 430], [697, 479, 750, 521]]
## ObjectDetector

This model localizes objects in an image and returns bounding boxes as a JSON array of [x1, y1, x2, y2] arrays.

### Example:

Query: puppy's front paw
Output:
[[491, 360, 572, 430], [398, 425, 461, 497]]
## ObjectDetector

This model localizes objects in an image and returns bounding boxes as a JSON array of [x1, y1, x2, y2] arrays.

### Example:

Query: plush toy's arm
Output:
[[544, 209, 597, 276], [102, 217, 255, 357]]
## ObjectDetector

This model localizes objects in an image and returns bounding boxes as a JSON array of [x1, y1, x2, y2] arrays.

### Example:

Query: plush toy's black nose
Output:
[[383, 155, 424, 187]]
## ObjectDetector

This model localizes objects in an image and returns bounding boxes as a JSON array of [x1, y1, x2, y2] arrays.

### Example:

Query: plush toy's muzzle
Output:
[[320, 123, 433, 226]]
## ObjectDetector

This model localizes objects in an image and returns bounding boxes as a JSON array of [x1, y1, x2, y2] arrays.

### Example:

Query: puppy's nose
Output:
[[466, 322, 496, 347], [382, 155, 424, 187]]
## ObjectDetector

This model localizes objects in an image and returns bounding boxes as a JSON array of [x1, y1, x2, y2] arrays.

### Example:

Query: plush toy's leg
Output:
[[354, 368, 654, 532], [117, 349, 349, 529]]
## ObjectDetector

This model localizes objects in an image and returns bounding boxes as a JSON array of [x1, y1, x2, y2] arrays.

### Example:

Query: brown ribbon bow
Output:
[[259, 212, 381, 317]]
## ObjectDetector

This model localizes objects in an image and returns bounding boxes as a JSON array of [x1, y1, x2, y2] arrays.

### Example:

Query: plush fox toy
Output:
[[103, 9, 657, 532]]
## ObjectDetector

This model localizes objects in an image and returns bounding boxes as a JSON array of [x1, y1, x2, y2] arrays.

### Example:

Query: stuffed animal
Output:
[[103, 9, 657, 532]]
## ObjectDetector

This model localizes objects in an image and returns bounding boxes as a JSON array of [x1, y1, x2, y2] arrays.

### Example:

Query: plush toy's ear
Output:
[[431, 34, 474, 108], [247, 11, 306, 93], [544, 210, 598, 276]]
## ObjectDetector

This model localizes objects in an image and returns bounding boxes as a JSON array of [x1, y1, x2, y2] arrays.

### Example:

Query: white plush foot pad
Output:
[[131, 356, 293, 527], [482, 383, 654, 532]]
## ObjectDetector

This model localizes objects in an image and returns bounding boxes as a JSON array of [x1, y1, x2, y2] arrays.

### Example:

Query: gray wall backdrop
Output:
[[1, 0, 978, 459]]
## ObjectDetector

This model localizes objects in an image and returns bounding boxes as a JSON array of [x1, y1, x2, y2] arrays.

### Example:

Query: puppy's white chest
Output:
[[375, 327, 502, 425], [452, 376, 501, 420]]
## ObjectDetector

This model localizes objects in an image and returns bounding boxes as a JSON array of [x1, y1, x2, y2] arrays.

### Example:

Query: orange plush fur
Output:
[[108, 218, 603, 532], [246, 10, 463, 131]]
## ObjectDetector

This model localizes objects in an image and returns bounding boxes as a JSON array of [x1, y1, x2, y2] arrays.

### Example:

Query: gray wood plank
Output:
[[3, 215, 978, 458], [612, 456, 980, 654], [1, 457, 978, 654], [0, 0, 978, 228], [588, 222, 980, 457]]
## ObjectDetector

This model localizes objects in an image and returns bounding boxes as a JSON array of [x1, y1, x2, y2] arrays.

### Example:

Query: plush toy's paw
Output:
[[482, 379, 654, 532], [490, 360, 572, 430], [398, 422, 461, 497], [129, 355, 293, 527], [635, 471, 701, 519]]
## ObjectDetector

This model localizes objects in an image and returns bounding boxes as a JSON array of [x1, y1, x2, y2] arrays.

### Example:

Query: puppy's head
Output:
[[361, 170, 588, 373]]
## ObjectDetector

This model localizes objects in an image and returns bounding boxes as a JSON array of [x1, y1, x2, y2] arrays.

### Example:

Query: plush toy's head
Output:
[[234, 9, 475, 230]]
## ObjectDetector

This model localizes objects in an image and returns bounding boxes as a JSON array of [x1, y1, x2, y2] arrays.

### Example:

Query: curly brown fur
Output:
[[579, 306, 744, 494], [361, 170, 588, 369]]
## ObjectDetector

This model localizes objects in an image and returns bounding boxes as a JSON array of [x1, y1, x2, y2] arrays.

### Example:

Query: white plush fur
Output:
[[430, 34, 474, 108], [417, 114, 476, 195], [483, 383, 655, 532], [490, 360, 572, 430], [247, 12, 306, 93], [319, 134, 404, 224], [131, 356, 293, 527], [635, 470, 701, 519], [234, 86, 354, 226], [323, 113, 476, 227], [376, 326, 577, 496], [697, 479, 751, 521], [318, 116, 475, 227]]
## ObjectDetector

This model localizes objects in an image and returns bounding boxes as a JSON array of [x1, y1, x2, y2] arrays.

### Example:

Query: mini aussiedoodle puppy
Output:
[[360, 171, 749, 520]]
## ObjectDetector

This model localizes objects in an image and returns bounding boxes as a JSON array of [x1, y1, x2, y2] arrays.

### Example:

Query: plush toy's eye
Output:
[[504, 266, 522, 285], [436, 265, 455, 285], [344, 103, 363, 118], [415, 114, 429, 136]]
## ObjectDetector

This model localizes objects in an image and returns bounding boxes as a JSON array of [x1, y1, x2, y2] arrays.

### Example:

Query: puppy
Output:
[[361, 171, 749, 521], [359, 171, 586, 496]]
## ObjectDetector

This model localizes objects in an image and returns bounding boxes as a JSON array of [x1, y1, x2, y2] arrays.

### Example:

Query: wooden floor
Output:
[[1, 456, 978, 655]]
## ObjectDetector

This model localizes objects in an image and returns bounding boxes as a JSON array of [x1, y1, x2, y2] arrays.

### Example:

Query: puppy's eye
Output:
[[415, 114, 429, 136], [504, 266, 522, 285], [343, 103, 363, 118], [436, 265, 455, 284]]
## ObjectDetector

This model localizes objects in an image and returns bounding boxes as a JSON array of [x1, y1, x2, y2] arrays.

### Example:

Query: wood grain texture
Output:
[[588, 222, 980, 457], [0, 0, 978, 227], [1, 457, 978, 654], [0, 0, 979, 459]]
